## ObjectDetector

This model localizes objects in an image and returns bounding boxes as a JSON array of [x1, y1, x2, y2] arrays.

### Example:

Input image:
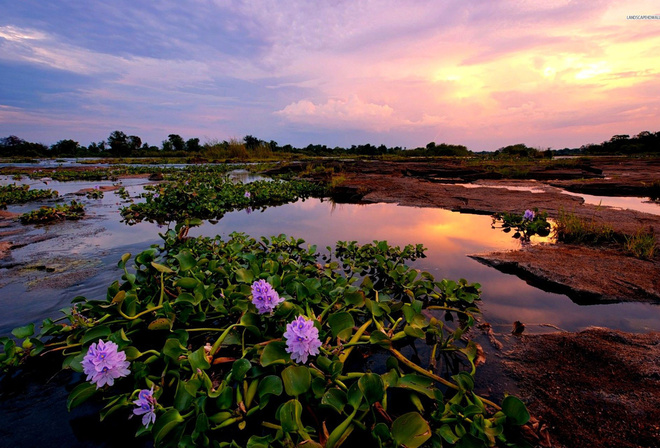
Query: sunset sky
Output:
[[1, 1, 659, 151]]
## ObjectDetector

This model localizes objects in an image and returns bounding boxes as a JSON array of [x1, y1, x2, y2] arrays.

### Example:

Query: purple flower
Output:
[[133, 386, 157, 427], [245, 207, 252, 215], [251, 279, 284, 314], [283, 315, 322, 364], [81, 339, 130, 388], [523, 209, 535, 221], [244, 191, 251, 198]]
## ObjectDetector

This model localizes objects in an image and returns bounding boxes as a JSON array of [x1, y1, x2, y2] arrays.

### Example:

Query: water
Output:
[[1, 175, 659, 446]]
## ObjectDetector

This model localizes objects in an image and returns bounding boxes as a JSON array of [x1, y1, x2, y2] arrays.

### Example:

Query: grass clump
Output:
[[624, 228, 657, 259], [554, 208, 615, 245]]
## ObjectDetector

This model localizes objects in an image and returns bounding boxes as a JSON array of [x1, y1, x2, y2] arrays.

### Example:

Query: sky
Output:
[[0, 1, 659, 151]]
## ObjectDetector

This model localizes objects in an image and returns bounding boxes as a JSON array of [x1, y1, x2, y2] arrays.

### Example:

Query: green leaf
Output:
[[174, 251, 197, 271], [174, 378, 195, 411], [327, 312, 355, 340], [151, 262, 174, 274], [235, 268, 254, 283], [321, 388, 347, 414], [391, 412, 432, 448], [502, 395, 530, 425], [153, 409, 184, 446], [281, 365, 311, 397], [11, 323, 34, 339], [81, 325, 111, 345], [175, 277, 200, 290], [260, 341, 290, 367], [163, 338, 187, 360], [397, 374, 435, 399], [358, 373, 384, 405], [230, 358, 251, 382], [189, 346, 211, 371], [258, 375, 283, 402], [453, 371, 475, 393], [66, 382, 97, 411], [438, 424, 460, 444], [279, 398, 303, 433]]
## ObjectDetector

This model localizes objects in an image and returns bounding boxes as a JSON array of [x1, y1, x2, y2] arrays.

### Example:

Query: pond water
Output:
[[1, 175, 659, 446]]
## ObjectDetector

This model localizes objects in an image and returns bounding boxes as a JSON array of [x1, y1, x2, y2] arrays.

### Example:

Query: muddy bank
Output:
[[470, 244, 660, 304], [502, 328, 660, 448]]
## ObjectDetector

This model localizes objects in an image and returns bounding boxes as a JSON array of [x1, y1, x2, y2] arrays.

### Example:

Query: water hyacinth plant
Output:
[[0, 183, 58, 209], [19, 200, 85, 224], [491, 208, 550, 242], [0, 231, 532, 447]]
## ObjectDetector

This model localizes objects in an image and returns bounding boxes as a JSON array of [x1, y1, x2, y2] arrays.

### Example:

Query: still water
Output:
[[1, 178, 659, 447]]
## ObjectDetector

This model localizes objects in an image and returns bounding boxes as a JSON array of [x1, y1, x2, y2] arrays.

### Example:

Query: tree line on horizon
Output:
[[0, 130, 658, 159]]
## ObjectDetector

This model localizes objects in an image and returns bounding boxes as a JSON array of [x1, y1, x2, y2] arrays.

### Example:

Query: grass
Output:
[[555, 208, 658, 259], [554, 208, 615, 245], [624, 228, 657, 259]]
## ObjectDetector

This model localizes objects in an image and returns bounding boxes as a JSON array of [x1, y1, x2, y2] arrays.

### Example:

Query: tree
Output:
[[108, 131, 131, 157], [168, 134, 185, 152], [186, 138, 201, 152], [243, 135, 261, 151], [50, 139, 80, 156], [127, 135, 142, 152]]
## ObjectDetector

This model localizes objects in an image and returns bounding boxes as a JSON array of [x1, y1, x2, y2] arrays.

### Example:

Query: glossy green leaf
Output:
[[81, 325, 111, 345], [327, 312, 355, 340], [502, 395, 530, 425], [391, 412, 432, 448], [281, 365, 311, 397], [230, 358, 251, 382], [358, 373, 384, 405], [174, 251, 196, 271], [66, 382, 97, 411], [279, 399, 303, 433], [188, 346, 211, 371], [260, 341, 290, 367], [11, 323, 34, 339], [153, 409, 184, 446], [235, 268, 254, 283]]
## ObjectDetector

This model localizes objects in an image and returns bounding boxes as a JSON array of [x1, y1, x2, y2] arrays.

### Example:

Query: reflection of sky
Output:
[[2, 194, 659, 337], [561, 191, 660, 216]]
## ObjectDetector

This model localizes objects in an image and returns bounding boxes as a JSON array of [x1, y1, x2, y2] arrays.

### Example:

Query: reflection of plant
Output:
[[491, 208, 551, 241], [1, 233, 531, 447], [19, 200, 85, 224], [0, 183, 58, 209]]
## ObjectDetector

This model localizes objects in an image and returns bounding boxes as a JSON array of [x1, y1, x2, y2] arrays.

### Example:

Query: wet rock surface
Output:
[[470, 244, 660, 304], [502, 328, 660, 448]]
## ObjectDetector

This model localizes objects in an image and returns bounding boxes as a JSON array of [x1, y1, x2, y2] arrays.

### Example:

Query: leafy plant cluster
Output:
[[87, 188, 105, 199], [19, 200, 85, 224], [120, 173, 327, 225], [0, 183, 58, 209], [1, 232, 531, 447], [491, 209, 551, 241]]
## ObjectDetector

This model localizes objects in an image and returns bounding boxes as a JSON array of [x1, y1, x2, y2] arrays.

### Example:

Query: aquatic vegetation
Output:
[[491, 208, 551, 241], [1, 232, 530, 447], [120, 176, 326, 225], [19, 200, 85, 224], [0, 183, 58, 209], [86, 186, 104, 199]]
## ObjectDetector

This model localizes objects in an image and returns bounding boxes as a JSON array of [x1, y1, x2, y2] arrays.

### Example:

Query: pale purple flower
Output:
[[81, 339, 130, 388], [523, 209, 535, 221], [244, 191, 251, 198], [133, 386, 157, 427], [283, 315, 322, 364], [251, 279, 284, 314]]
